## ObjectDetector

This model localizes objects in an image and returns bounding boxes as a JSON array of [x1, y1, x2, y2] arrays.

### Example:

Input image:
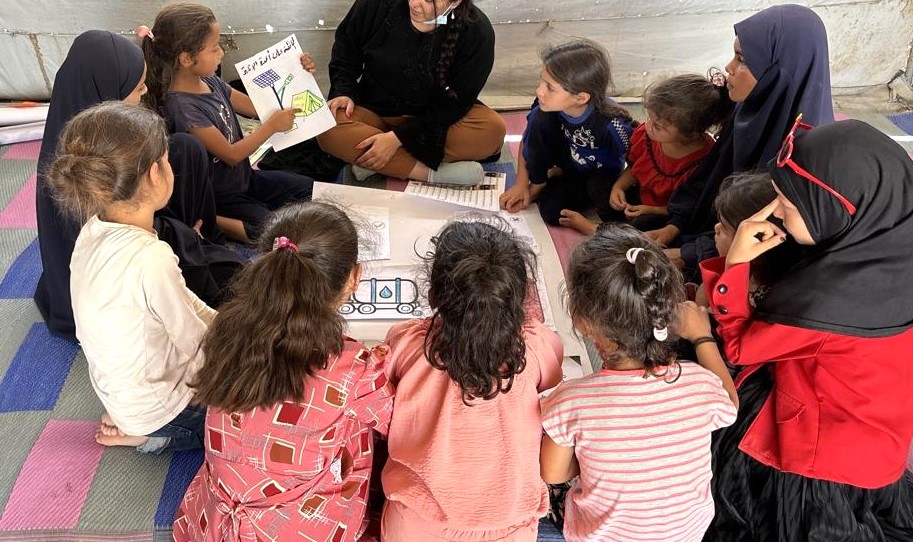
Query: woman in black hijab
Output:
[[34, 30, 230, 341], [701, 120, 913, 541], [647, 4, 834, 280]]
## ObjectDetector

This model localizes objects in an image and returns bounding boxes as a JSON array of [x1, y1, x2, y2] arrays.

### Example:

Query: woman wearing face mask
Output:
[[645, 4, 834, 282], [317, 0, 506, 186]]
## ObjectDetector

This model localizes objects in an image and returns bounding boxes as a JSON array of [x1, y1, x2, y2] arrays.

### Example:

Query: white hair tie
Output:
[[653, 326, 669, 341], [626, 247, 645, 264]]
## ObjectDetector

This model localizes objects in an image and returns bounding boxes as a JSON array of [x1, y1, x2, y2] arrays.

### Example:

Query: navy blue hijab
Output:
[[667, 4, 834, 235], [34, 30, 145, 340], [758, 120, 913, 337]]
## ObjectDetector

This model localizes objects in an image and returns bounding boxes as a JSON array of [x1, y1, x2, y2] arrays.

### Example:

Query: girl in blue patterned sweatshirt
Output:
[[500, 40, 636, 227]]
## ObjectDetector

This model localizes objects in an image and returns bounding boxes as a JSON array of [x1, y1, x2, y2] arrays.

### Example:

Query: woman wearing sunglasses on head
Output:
[[645, 4, 834, 282], [698, 119, 913, 541]]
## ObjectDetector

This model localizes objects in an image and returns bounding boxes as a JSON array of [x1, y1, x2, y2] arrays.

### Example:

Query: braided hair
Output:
[[567, 223, 685, 377], [433, 1, 475, 100]]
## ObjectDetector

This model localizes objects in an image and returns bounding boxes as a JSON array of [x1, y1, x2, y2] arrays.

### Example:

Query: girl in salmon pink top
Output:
[[540, 224, 737, 542], [173, 202, 394, 542], [381, 219, 564, 541]]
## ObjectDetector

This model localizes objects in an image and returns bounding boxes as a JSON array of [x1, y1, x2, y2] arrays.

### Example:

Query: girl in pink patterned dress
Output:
[[173, 201, 394, 542]]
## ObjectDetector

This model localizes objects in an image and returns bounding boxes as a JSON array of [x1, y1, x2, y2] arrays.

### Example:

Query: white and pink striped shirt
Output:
[[541, 362, 737, 542]]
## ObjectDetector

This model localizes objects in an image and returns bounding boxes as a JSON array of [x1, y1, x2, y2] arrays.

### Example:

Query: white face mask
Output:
[[422, 2, 460, 25]]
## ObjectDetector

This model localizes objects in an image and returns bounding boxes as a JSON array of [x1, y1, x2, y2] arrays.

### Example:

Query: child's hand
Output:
[[609, 185, 628, 211], [328, 96, 355, 118], [624, 204, 647, 218], [675, 301, 713, 342], [645, 224, 680, 247], [265, 108, 301, 133], [355, 131, 401, 171], [664, 248, 684, 270], [725, 198, 786, 268], [299, 52, 316, 73], [500, 183, 531, 213]]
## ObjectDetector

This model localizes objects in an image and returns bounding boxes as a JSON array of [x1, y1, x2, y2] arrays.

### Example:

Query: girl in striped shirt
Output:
[[540, 224, 737, 542]]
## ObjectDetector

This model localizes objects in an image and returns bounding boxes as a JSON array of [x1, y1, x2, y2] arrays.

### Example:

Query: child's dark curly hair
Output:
[[422, 218, 536, 404], [567, 223, 685, 376]]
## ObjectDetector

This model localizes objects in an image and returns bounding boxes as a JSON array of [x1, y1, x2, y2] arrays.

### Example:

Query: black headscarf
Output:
[[757, 120, 913, 337], [38, 31, 145, 172], [667, 4, 834, 235], [34, 30, 145, 340]]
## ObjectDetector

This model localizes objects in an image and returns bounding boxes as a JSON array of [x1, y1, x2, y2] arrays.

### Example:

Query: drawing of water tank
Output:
[[340, 277, 424, 317]]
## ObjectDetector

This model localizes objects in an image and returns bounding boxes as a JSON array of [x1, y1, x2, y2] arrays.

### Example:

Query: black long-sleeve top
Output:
[[328, 0, 496, 168]]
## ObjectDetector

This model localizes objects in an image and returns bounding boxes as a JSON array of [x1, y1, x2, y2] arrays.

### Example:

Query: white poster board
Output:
[[351, 205, 391, 262], [234, 34, 336, 151], [311, 182, 589, 368]]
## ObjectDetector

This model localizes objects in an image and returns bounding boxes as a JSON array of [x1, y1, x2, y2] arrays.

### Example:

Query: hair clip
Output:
[[272, 236, 299, 252], [625, 247, 645, 264], [653, 326, 669, 341], [710, 70, 726, 88], [137, 25, 155, 42]]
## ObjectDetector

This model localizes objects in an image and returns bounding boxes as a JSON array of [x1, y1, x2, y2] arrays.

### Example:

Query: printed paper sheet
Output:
[[404, 171, 506, 212], [235, 34, 335, 151]]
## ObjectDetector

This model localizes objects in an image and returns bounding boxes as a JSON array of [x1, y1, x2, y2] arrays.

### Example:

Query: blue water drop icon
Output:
[[379, 286, 393, 298]]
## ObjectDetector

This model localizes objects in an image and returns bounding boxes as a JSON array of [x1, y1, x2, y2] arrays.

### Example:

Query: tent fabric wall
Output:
[[1, 0, 911, 101]]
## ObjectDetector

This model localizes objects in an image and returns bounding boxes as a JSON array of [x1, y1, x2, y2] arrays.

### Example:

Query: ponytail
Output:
[[540, 39, 635, 124], [644, 72, 735, 138], [423, 219, 534, 404], [193, 248, 347, 412], [192, 201, 360, 412], [568, 223, 685, 376], [141, 3, 217, 112]]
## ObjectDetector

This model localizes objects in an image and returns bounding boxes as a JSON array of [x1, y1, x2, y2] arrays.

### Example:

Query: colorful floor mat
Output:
[[3, 108, 911, 540], [888, 111, 913, 136], [0, 112, 574, 540]]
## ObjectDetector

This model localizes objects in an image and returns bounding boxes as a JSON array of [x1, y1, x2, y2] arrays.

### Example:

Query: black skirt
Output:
[[704, 366, 913, 542]]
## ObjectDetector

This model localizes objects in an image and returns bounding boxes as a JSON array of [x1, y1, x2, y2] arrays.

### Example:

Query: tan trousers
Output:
[[316, 104, 507, 179]]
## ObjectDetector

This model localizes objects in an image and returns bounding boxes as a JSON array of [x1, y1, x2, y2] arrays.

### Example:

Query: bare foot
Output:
[[96, 431, 149, 448], [558, 209, 599, 235], [96, 413, 148, 447], [99, 412, 119, 437]]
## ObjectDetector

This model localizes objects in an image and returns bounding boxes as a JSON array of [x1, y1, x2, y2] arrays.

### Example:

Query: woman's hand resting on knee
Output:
[[328, 96, 355, 118], [355, 132, 402, 171]]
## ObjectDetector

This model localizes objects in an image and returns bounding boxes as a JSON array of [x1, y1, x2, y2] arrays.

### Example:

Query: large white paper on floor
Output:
[[404, 171, 505, 212], [498, 210, 540, 254], [312, 181, 589, 369], [341, 264, 431, 320], [350, 205, 391, 261], [234, 34, 335, 151]]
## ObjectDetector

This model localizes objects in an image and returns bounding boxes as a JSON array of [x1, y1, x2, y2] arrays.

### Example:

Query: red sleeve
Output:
[[348, 344, 395, 437], [627, 124, 647, 168], [700, 258, 826, 365]]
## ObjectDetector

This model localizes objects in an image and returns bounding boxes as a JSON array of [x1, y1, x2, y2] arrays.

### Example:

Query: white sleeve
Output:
[[141, 242, 216, 357]]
